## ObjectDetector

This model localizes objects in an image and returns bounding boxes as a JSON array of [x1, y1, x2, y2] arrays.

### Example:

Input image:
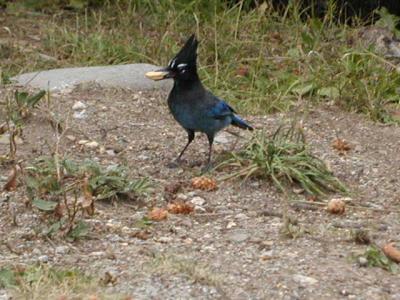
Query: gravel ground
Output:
[[1, 85, 400, 299]]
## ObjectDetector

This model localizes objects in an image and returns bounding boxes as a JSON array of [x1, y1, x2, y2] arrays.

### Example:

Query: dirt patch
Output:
[[1, 86, 400, 299]]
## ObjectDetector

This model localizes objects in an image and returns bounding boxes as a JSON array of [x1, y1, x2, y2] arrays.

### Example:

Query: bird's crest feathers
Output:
[[169, 34, 198, 68]]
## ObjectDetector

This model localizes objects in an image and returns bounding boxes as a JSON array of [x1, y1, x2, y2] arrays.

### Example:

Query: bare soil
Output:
[[1, 85, 400, 300]]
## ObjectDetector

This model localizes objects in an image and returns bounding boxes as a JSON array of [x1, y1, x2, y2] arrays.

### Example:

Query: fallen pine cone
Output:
[[148, 207, 168, 221], [332, 138, 351, 155], [383, 243, 400, 263], [191, 176, 217, 191], [327, 198, 346, 214], [167, 201, 194, 214]]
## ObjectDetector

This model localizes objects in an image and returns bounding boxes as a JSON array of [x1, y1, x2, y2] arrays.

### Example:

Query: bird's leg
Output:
[[168, 130, 195, 168], [202, 135, 214, 172]]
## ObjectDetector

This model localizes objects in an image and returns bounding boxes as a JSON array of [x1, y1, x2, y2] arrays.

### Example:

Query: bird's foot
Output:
[[201, 162, 213, 174]]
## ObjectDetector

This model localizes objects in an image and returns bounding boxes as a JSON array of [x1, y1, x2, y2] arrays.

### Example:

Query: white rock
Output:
[[191, 196, 206, 206], [156, 236, 173, 243], [85, 141, 99, 149], [78, 139, 89, 145], [227, 221, 237, 229], [214, 132, 230, 144], [235, 213, 249, 220], [72, 101, 86, 110], [176, 193, 188, 201], [292, 274, 318, 285], [90, 251, 106, 257], [37, 255, 49, 263], [55, 246, 69, 255], [73, 110, 87, 119]]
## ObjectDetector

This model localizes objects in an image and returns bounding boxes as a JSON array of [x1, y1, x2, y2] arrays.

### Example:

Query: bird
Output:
[[145, 34, 253, 170]]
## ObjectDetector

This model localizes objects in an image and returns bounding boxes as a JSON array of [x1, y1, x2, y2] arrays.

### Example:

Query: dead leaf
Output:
[[0, 122, 6, 135], [191, 176, 217, 191], [327, 198, 346, 214], [236, 65, 249, 77], [332, 138, 351, 155], [167, 201, 194, 214], [164, 181, 184, 194], [81, 174, 94, 215], [101, 271, 118, 285], [383, 243, 400, 263], [164, 181, 185, 201], [3, 165, 20, 191], [131, 230, 151, 240], [54, 203, 66, 219], [148, 207, 168, 221]]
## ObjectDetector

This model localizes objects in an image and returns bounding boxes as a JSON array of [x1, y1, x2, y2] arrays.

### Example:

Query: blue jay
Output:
[[146, 34, 253, 169]]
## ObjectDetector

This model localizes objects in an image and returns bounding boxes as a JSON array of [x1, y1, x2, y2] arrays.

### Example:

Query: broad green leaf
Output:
[[317, 87, 340, 98], [292, 83, 315, 96], [0, 267, 16, 288], [32, 198, 57, 211], [68, 221, 89, 239]]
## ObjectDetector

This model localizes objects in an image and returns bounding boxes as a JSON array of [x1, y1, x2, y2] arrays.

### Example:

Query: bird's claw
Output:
[[201, 162, 213, 174]]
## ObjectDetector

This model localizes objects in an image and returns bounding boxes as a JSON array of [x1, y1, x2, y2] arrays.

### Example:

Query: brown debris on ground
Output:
[[1, 86, 400, 299]]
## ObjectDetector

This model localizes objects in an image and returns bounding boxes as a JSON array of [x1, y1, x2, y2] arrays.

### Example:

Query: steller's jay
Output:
[[146, 34, 253, 169]]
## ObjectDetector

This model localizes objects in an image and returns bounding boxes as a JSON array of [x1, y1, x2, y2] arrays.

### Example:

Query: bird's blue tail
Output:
[[231, 115, 253, 131]]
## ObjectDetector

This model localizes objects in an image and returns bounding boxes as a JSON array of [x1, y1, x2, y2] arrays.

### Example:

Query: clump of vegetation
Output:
[[1, 90, 46, 160], [217, 124, 347, 196], [358, 245, 399, 273], [24, 156, 150, 239], [0, 264, 123, 299], [2, 1, 399, 122]]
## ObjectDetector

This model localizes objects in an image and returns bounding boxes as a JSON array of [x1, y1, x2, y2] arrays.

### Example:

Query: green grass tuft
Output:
[[217, 124, 347, 196]]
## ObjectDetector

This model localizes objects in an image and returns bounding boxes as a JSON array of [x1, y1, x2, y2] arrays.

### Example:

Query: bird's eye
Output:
[[177, 63, 188, 73]]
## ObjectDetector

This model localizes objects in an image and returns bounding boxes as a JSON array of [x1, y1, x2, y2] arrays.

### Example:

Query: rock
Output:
[[292, 274, 318, 285], [37, 255, 49, 263], [176, 193, 188, 201], [73, 110, 87, 119], [85, 141, 99, 149], [55, 246, 69, 255], [358, 256, 368, 267], [38, 53, 57, 62], [235, 213, 249, 220], [12, 64, 173, 92], [66, 135, 76, 141], [0, 134, 23, 145], [226, 221, 237, 229], [156, 236, 173, 243], [227, 230, 249, 243], [72, 101, 86, 110], [214, 132, 230, 144], [191, 196, 206, 206], [32, 248, 41, 255], [0, 289, 11, 300], [90, 251, 106, 257], [106, 149, 116, 156]]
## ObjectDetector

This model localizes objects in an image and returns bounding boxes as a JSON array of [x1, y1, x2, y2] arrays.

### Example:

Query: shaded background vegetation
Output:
[[1, 0, 400, 121]]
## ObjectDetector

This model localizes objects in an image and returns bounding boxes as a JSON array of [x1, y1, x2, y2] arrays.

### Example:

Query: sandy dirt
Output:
[[1, 85, 400, 299]]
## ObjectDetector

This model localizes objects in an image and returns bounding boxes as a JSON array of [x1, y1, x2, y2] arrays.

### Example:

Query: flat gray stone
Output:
[[11, 63, 172, 92]]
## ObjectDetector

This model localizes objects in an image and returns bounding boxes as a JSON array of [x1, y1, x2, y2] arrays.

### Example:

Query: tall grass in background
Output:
[[2, 0, 400, 120]]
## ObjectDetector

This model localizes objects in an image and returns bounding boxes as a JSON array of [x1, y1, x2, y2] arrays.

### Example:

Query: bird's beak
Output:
[[145, 68, 171, 81]]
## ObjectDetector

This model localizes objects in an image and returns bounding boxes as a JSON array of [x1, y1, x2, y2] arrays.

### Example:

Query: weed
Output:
[[1, 1, 400, 122], [25, 156, 150, 238], [1, 89, 45, 160], [358, 245, 399, 273], [217, 124, 347, 196], [0, 264, 125, 299]]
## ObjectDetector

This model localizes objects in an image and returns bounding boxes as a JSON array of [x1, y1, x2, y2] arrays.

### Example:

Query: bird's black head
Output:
[[146, 34, 199, 82]]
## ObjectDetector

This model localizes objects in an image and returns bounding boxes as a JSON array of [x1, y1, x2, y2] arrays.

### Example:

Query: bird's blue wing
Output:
[[207, 100, 236, 120]]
